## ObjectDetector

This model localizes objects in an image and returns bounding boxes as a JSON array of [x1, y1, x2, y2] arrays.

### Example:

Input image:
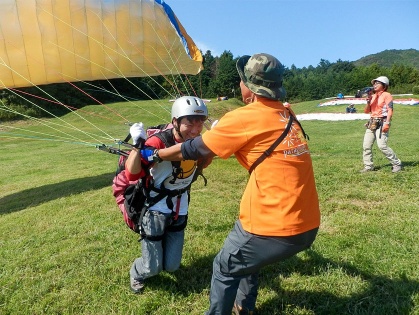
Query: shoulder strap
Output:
[[151, 128, 182, 183], [152, 128, 176, 148], [248, 114, 294, 175]]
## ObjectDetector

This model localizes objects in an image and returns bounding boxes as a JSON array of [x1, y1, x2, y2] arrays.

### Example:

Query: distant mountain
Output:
[[353, 49, 419, 69]]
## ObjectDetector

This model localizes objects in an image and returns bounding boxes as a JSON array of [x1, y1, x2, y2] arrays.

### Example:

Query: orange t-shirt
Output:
[[369, 91, 393, 118], [202, 99, 320, 236]]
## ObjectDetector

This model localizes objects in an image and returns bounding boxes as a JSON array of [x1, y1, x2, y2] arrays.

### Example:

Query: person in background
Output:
[[361, 76, 403, 173], [155, 53, 321, 315], [346, 103, 356, 113], [124, 96, 209, 293]]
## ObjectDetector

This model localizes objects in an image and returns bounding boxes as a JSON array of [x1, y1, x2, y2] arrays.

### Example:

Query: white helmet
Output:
[[171, 96, 208, 120], [371, 76, 389, 87]]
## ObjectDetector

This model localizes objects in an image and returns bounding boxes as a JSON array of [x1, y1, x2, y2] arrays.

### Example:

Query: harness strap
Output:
[[140, 234, 164, 242], [192, 165, 207, 185], [141, 215, 189, 242], [174, 195, 181, 220], [149, 129, 184, 183], [167, 215, 188, 232], [248, 114, 294, 174], [163, 186, 191, 212]]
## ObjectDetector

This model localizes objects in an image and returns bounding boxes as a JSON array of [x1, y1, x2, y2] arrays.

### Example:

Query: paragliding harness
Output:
[[112, 124, 206, 241], [248, 111, 308, 174]]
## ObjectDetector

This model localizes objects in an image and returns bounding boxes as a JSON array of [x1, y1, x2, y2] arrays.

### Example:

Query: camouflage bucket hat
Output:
[[236, 53, 286, 100]]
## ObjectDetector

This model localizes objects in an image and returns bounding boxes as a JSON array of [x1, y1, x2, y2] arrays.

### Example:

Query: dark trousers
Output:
[[206, 220, 318, 315]]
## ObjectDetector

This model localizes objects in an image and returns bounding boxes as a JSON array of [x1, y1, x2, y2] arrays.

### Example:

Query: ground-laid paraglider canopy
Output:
[[318, 98, 419, 107], [0, 0, 203, 89]]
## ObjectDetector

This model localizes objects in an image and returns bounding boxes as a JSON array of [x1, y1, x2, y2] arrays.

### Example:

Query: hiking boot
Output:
[[232, 302, 255, 315], [392, 164, 403, 173], [360, 167, 374, 173], [130, 277, 144, 294]]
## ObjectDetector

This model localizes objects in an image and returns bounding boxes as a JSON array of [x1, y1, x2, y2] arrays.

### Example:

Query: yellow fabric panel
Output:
[[0, 0, 203, 88], [174, 14, 203, 64]]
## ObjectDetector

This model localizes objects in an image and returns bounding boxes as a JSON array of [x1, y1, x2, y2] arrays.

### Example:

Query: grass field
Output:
[[1, 97, 418, 314]]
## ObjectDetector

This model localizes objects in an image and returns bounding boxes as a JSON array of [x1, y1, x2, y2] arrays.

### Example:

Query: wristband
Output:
[[384, 122, 390, 125], [152, 149, 163, 163]]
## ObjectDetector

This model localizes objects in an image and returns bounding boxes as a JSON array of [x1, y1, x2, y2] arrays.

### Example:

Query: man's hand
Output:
[[130, 122, 146, 146], [198, 156, 214, 169], [382, 123, 390, 133]]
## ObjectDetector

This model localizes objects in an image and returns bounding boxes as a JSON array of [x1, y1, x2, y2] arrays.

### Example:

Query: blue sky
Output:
[[168, 0, 419, 69]]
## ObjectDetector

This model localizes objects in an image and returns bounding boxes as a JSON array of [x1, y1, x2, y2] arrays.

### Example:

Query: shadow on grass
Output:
[[374, 159, 418, 171], [0, 172, 114, 214], [146, 249, 418, 314], [395, 160, 418, 170], [258, 249, 418, 315], [142, 254, 215, 295]]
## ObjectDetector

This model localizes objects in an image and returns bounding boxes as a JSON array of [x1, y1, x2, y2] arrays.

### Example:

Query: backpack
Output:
[[112, 124, 205, 235]]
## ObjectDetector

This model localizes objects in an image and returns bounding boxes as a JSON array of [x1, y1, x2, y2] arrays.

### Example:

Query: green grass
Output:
[[1, 97, 418, 314]]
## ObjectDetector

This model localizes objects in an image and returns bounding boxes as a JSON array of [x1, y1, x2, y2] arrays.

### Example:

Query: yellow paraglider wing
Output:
[[0, 0, 203, 89]]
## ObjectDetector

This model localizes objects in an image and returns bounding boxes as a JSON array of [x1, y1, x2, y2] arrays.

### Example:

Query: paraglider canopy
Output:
[[0, 0, 203, 89]]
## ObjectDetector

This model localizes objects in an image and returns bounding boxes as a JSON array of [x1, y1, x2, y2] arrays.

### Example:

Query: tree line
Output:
[[1, 50, 419, 120], [193, 50, 419, 103]]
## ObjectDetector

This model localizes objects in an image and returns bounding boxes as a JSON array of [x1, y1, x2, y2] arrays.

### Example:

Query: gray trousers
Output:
[[206, 220, 318, 315], [362, 128, 401, 169], [130, 211, 186, 280]]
